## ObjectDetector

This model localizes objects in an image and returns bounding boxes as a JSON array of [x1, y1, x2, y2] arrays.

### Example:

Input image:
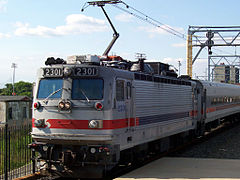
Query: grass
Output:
[[0, 124, 32, 175]]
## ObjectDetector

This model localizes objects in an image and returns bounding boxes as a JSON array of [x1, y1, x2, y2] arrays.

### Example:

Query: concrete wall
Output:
[[0, 102, 6, 124], [4, 101, 32, 125]]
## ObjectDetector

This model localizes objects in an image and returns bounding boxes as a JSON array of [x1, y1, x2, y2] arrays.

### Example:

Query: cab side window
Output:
[[116, 80, 124, 101], [126, 82, 131, 99]]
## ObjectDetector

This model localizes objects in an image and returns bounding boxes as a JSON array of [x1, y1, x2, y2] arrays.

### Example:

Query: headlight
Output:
[[88, 120, 103, 128], [58, 101, 65, 110], [34, 119, 45, 127], [89, 120, 98, 128], [65, 101, 71, 110], [64, 67, 72, 76], [58, 100, 72, 111]]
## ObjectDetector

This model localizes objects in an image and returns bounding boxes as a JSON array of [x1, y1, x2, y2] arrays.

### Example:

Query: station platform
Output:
[[114, 157, 240, 180]]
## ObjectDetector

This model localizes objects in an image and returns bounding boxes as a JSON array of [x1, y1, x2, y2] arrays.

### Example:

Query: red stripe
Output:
[[189, 110, 198, 117], [206, 107, 216, 113], [206, 103, 240, 113], [190, 104, 240, 117], [32, 118, 139, 130], [32, 103, 240, 130], [216, 103, 240, 111]]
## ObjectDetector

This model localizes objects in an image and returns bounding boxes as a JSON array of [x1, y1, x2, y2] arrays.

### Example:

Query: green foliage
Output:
[[0, 124, 32, 175], [0, 81, 33, 97]]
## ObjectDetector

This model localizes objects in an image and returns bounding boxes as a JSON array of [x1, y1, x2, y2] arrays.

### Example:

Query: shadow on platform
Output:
[[115, 157, 240, 180]]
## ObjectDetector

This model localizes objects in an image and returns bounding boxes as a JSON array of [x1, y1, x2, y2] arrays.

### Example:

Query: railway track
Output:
[[21, 120, 240, 180]]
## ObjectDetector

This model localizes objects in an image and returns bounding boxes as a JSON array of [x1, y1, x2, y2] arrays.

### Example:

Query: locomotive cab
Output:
[[31, 55, 129, 178]]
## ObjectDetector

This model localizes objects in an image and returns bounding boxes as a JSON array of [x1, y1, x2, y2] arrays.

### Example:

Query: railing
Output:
[[0, 123, 36, 180]]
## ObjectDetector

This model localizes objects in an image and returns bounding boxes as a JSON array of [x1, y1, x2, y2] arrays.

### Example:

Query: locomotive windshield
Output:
[[37, 79, 63, 99], [72, 79, 103, 100]]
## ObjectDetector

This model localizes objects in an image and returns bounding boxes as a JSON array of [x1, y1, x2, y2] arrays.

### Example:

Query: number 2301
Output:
[[74, 67, 97, 76]]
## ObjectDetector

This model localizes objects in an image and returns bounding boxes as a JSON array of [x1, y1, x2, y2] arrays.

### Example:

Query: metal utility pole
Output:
[[11, 63, 17, 96], [178, 60, 181, 76], [187, 26, 240, 81]]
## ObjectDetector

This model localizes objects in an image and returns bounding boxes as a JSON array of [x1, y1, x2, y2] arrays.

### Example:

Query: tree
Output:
[[0, 81, 33, 97]]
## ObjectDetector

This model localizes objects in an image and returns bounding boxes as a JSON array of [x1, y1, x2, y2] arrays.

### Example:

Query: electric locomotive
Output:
[[30, 54, 240, 178], [28, 0, 240, 178], [30, 55, 192, 177]]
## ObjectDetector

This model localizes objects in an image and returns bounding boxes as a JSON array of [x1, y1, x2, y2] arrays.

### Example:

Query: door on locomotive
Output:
[[126, 81, 134, 132], [115, 79, 134, 134], [194, 81, 206, 135]]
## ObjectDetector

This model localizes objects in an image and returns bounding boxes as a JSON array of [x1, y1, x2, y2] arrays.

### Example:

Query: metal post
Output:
[[187, 34, 193, 77], [4, 124, 8, 180], [32, 149, 36, 174], [11, 63, 17, 96], [178, 60, 181, 76], [212, 68, 214, 81], [208, 55, 211, 81], [8, 130, 10, 180]]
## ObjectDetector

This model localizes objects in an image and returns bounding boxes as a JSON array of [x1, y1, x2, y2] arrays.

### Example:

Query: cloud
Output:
[[139, 25, 185, 38], [138, 26, 167, 37], [0, 0, 7, 12], [172, 42, 186, 47], [162, 57, 184, 65], [14, 14, 108, 37], [0, 32, 11, 38], [115, 13, 134, 22]]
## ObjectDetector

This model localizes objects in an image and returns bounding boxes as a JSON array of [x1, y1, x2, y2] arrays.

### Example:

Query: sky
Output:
[[0, 0, 240, 87]]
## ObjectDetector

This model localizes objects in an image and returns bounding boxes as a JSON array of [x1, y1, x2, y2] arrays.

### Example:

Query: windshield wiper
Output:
[[43, 88, 63, 104], [80, 88, 90, 103]]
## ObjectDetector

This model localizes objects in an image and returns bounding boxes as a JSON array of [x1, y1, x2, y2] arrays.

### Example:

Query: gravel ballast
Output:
[[170, 123, 240, 159]]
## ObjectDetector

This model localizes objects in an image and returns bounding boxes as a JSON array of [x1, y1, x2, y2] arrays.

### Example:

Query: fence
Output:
[[0, 123, 36, 180]]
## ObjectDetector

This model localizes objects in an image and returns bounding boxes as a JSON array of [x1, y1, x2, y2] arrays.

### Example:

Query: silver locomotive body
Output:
[[32, 63, 123, 177], [31, 55, 240, 178]]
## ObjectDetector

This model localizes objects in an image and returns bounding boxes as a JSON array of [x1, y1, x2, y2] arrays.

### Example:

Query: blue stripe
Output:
[[139, 111, 189, 126]]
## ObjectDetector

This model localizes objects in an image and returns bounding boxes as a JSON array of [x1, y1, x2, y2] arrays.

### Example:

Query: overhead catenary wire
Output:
[[112, 3, 186, 40], [82, 0, 238, 58], [114, 1, 239, 57], [82, 0, 186, 40], [121, 2, 186, 39]]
